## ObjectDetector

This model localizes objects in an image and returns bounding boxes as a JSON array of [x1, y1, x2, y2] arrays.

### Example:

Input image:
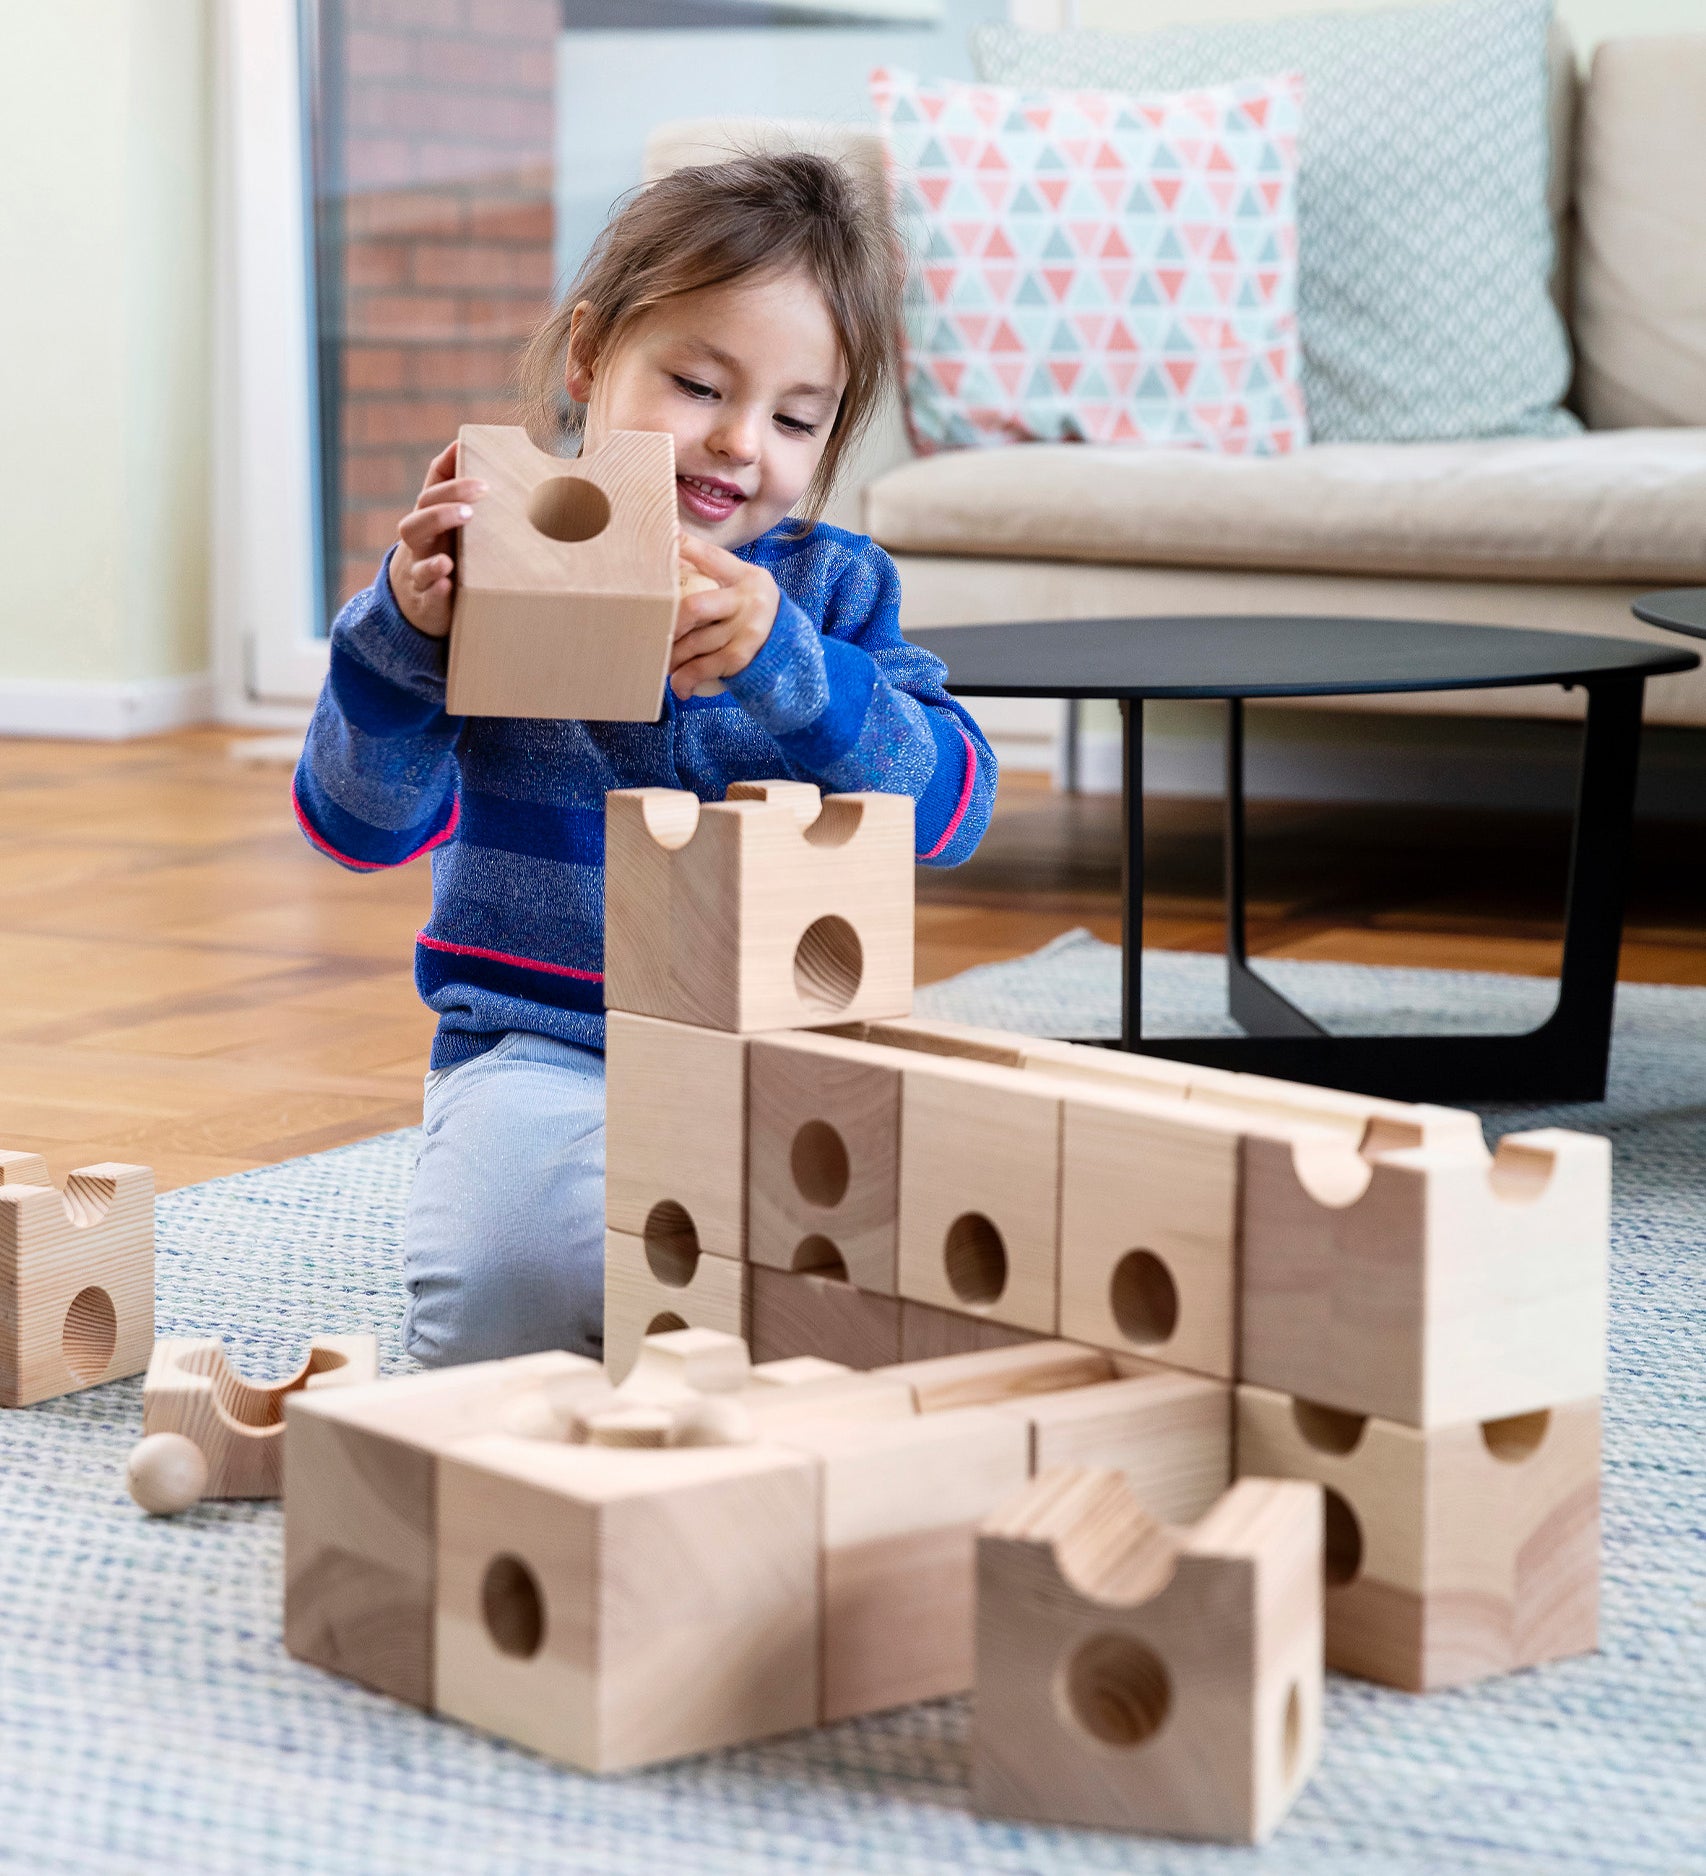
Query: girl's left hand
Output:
[[670, 534, 780, 699]]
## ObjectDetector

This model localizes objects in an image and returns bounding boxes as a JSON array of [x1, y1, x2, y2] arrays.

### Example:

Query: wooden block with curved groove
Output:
[[603, 782, 913, 1033], [603, 1227, 747, 1384], [143, 1334, 379, 1498], [0, 1161, 154, 1408], [446, 426, 679, 721], [1236, 1382, 1600, 1691], [1241, 1127, 1609, 1426], [974, 1469, 1323, 1844]]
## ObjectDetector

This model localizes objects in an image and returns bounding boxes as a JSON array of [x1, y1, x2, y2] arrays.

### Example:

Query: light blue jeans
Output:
[[402, 1031, 606, 1367]]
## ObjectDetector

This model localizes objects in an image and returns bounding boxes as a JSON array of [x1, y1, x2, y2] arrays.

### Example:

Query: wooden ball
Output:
[[126, 1433, 208, 1516]]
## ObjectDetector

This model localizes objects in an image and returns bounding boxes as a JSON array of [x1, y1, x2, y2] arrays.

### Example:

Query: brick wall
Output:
[[325, 0, 560, 608]]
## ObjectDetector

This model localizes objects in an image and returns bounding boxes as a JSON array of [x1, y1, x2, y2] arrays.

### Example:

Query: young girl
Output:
[[294, 152, 997, 1368]]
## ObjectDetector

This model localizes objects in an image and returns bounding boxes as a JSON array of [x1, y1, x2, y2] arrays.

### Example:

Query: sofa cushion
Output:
[[863, 430, 1706, 584], [1573, 37, 1706, 430]]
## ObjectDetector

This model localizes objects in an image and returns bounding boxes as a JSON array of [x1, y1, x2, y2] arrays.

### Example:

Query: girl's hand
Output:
[[387, 441, 486, 638], [670, 534, 780, 699]]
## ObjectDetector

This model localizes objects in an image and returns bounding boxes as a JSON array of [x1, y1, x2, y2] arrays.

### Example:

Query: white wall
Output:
[[0, 1, 213, 731]]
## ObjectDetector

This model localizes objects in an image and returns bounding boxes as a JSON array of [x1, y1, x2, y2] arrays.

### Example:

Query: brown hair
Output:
[[516, 148, 903, 522]]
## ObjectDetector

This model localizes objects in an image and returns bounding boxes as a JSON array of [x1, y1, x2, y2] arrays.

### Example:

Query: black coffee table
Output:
[[1633, 588, 1706, 640], [910, 614, 1698, 1102]]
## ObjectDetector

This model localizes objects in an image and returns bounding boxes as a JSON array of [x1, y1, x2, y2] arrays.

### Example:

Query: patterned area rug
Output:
[[2, 938, 1702, 1876]]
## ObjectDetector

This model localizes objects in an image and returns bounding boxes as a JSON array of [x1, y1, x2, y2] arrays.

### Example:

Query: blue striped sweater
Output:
[[293, 519, 998, 1068]]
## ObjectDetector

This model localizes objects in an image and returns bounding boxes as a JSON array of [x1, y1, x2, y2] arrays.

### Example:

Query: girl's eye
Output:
[[776, 414, 818, 437], [672, 375, 716, 400]]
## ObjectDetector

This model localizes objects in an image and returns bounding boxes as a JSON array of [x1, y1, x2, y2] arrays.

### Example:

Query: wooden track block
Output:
[[994, 1371, 1233, 1524], [1236, 1383, 1600, 1691], [773, 1407, 1030, 1721], [1241, 1127, 1609, 1426], [898, 1299, 1038, 1361], [840, 1015, 1028, 1068], [747, 1264, 902, 1370], [144, 1334, 378, 1499], [737, 1367, 919, 1432], [889, 1340, 1113, 1414], [446, 426, 679, 722], [1059, 1089, 1248, 1380], [0, 1161, 154, 1407], [603, 1228, 746, 1385], [747, 1031, 902, 1291], [435, 1436, 820, 1771], [603, 783, 914, 1033], [283, 1352, 610, 1707], [896, 1056, 1062, 1335], [605, 1011, 747, 1258], [974, 1470, 1323, 1844], [750, 1356, 854, 1387]]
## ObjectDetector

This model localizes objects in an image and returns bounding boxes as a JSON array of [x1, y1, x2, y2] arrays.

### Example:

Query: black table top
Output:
[[1633, 588, 1706, 642], [909, 614, 1698, 701]]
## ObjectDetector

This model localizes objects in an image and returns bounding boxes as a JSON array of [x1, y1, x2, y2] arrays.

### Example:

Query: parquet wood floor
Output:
[[1, 731, 1701, 1191]]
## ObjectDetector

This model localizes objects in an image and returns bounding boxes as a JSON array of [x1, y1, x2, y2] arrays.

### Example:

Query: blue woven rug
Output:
[[3, 939, 1702, 1876]]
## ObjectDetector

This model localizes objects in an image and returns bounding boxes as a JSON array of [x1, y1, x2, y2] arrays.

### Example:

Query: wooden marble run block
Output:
[[1059, 1089, 1248, 1380], [896, 1056, 1063, 1336], [619, 1325, 751, 1403], [898, 1299, 1038, 1362], [747, 1264, 902, 1371], [435, 1435, 819, 1772], [888, 1340, 1114, 1415], [774, 1407, 1029, 1721], [0, 1160, 154, 1408], [604, 781, 913, 1034], [283, 1352, 611, 1708], [737, 1365, 919, 1433], [1241, 1127, 1609, 1427], [603, 1228, 746, 1384], [974, 1470, 1323, 1844], [605, 1011, 748, 1258], [747, 1030, 902, 1292], [1236, 1383, 1601, 1691], [144, 1334, 378, 1499], [446, 426, 679, 722], [994, 1370, 1233, 1526]]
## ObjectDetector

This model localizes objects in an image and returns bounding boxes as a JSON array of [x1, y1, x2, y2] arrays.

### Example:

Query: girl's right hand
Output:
[[387, 440, 486, 638]]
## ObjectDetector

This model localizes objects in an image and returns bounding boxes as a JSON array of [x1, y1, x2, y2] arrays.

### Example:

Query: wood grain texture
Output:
[[447, 426, 679, 722], [898, 1299, 1039, 1361], [603, 784, 914, 1033], [888, 1340, 1114, 1415], [770, 1407, 1029, 1721], [604, 1011, 747, 1257], [1236, 1382, 1601, 1691], [746, 1029, 902, 1292], [1240, 1127, 1609, 1427], [993, 1371, 1233, 1525], [142, 1333, 378, 1497], [0, 1161, 154, 1407], [603, 1227, 746, 1384], [283, 1351, 610, 1706], [747, 1264, 903, 1371], [974, 1470, 1323, 1844], [434, 1435, 820, 1772]]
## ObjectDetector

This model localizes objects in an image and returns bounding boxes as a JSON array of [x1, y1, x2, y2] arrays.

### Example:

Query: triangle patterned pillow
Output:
[[872, 66, 1309, 456]]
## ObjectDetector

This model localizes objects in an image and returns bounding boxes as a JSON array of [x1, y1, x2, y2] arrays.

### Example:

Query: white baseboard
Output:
[[0, 672, 217, 740]]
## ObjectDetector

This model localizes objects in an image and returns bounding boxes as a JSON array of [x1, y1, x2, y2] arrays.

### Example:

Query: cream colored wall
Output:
[[0, 1, 211, 688], [1076, 0, 1706, 58]]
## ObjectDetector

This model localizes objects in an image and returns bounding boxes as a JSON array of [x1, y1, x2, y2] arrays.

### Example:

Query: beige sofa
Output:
[[647, 34, 1706, 752]]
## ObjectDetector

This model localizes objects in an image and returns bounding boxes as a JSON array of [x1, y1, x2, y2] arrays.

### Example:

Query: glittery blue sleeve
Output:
[[726, 526, 997, 865]]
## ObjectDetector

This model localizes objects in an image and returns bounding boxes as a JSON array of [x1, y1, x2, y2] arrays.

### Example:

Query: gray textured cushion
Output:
[[974, 0, 1578, 445]]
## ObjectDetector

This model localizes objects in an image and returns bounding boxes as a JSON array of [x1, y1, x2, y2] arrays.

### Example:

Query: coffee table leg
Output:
[[1121, 697, 1143, 1048]]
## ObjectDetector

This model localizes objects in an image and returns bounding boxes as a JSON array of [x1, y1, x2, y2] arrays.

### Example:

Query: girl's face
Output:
[[566, 270, 847, 550]]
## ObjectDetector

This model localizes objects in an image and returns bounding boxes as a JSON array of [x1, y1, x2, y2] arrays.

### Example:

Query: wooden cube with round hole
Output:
[[747, 1029, 903, 1292], [1240, 1127, 1609, 1428], [606, 1011, 748, 1258], [445, 425, 680, 721], [1235, 1382, 1600, 1691], [0, 1158, 153, 1408], [895, 1056, 1062, 1336], [603, 1227, 747, 1385], [434, 1434, 820, 1772], [973, 1468, 1323, 1844], [603, 781, 913, 1034]]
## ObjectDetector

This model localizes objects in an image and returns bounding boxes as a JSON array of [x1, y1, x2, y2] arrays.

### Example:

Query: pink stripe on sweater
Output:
[[918, 724, 978, 862], [292, 786, 460, 871], [415, 931, 604, 983]]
